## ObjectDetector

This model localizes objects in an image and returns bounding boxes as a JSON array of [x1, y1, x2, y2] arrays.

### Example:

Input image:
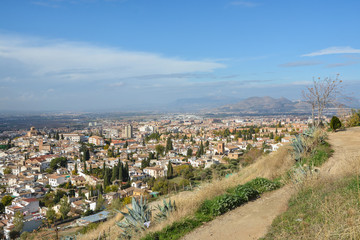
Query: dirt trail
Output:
[[181, 127, 360, 240], [320, 127, 360, 176], [181, 185, 295, 240]]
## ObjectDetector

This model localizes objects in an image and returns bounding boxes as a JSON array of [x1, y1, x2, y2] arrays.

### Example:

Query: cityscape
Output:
[[1, 0, 360, 240]]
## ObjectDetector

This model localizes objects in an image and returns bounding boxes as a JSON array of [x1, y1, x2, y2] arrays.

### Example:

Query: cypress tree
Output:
[[166, 137, 173, 152], [123, 162, 129, 182], [103, 168, 110, 188], [167, 161, 173, 179], [74, 162, 78, 174], [199, 141, 204, 155], [111, 165, 118, 182], [119, 162, 123, 181], [102, 162, 106, 177]]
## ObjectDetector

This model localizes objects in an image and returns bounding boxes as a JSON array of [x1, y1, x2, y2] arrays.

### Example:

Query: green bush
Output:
[[211, 194, 244, 216], [245, 177, 280, 194], [232, 184, 260, 199], [329, 116, 342, 132]]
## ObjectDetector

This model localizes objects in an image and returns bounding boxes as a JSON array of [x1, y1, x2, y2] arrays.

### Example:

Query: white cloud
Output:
[[0, 34, 225, 83], [302, 46, 360, 57], [325, 61, 358, 68]]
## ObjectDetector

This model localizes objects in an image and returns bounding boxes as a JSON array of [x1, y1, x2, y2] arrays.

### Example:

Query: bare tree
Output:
[[303, 75, 342, 127], [302, 88, 316, 126]]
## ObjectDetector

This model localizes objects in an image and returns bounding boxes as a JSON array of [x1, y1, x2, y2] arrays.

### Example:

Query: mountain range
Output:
[[213, 96, 312, 114]]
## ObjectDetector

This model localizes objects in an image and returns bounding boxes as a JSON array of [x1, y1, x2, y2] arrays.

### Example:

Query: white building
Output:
[[48, 174, 66, 187], [88, 136, 105, 146], [62, 133, 82, 143]]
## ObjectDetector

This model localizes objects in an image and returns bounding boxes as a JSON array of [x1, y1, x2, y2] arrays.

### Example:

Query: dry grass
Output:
[[265, 172, 360, 240], [265, 145, 360, 240], [78, 145, 293, 240]]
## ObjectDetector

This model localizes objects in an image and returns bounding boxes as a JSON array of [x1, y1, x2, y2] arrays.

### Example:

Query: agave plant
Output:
[[116, 196, 152, 239], [154, 199, 176, 223], [290, 135, 304, 161], [302, 126, 316, 138]]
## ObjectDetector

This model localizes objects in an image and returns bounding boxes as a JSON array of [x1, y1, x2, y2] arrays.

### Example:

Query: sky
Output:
[[1, 0, 360, 112]]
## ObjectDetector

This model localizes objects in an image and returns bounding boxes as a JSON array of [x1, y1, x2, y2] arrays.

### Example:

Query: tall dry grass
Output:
[[265, 172, 360, 240]]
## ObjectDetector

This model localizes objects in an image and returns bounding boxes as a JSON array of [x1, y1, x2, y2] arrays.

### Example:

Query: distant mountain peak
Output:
[[214, 96, 311, 114]]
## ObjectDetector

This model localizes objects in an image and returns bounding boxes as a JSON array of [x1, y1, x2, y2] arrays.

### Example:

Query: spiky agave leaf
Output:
[[291, 135, 304, 161], [116, 196, 152, 239], [154, 199, 176, 223]]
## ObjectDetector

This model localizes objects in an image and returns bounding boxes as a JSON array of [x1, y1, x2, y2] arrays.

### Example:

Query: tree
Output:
[[303, 75, 342, 127], [0, 203, 4, 214], [59, 196, 71, 220], [74, 162, 78, 175], [186, 148, 193, 157], [167, 161, 173, 179], [3, 167, 12, 174], [83, 161, 87, 174], [13, 211, 24, 232], [148, 152, 155, 159], [1, 195, 13, 206], [46, 207, 56, 224], [155, 144, 165, 157], [95, 194, 105, 211], [330, 116, 342, 132], [141, 159, 150, 169], [199, 141, 204, 155], [102, 161, 106, 177], [103, 168, 110, 188], [49, 157, 67, 170], [9, 230, 20, 240], [269, 132, 274, 139], [123, 162, 129, 182], [111, 165, 119, 182], [119, 162, 124, 181], [123, 141, 128, 148], [166, 137, 173, 152]]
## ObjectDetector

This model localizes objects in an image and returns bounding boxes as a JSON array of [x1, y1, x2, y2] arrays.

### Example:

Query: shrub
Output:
[[211, 194, 243, 216], [329, 116, 342, 132], [245, 177, 280, 194], [346, 109, 360, 127]]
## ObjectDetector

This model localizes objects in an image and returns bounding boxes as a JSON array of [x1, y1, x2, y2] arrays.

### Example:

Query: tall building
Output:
[[217, 142, 225, 155], [123, 125, 133, 139]]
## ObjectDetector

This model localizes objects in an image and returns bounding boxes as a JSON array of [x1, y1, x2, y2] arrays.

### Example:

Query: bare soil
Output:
[[181, 127, 360, 240]]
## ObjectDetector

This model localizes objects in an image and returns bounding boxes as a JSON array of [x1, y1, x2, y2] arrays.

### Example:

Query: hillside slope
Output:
[[77, 145, 294, 240], [182, 127, 360, 240]]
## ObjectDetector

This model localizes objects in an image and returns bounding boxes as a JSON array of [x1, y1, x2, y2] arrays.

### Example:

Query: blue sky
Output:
[[1, 0, 360, 111]]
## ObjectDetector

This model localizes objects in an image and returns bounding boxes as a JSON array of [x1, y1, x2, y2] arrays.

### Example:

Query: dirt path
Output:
[[181, 127, 360, 240], [320, 127, 360, 176], [181, 185, 295, 240]]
